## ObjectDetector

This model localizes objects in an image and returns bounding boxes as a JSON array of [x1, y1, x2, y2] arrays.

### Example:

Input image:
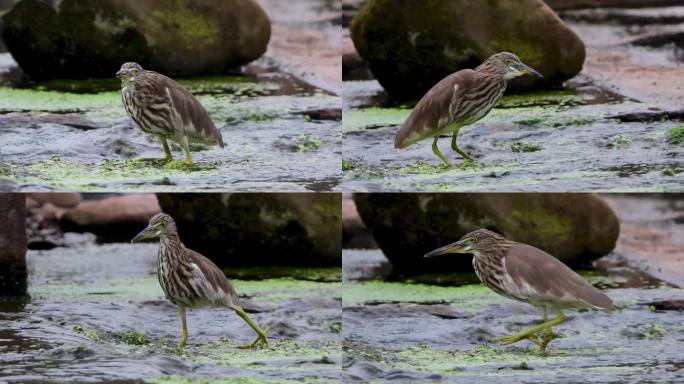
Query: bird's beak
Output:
[[131, 224, 160, 243], [424, 240, 470, 259], [517, 62, 543, 78], [116, 69, 129, 80]]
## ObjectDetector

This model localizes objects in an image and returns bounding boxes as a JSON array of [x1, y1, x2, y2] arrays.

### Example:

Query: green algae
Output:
[[113, 330, 150, 346], [11, 157, 226, 191], [400, 161, 445, 174], [342, 107, 410, 131], [30, 274, 339, 307], [148, 0, 220, 50], [641, 323, 667, 339], [609, 134, 633, 149], [497, 90, 590, 109], [150, 378, 336, 384], [342, 281, 505, 311], [342, 160, 354, 172], [667, 125, 684, 145], [297, 134, 324, 152], [511, 142, 543, 153], [73, 325, 101, 341], [223, 267, 341, 283], [73, 326, 150, 346], [31, 277, 163, 302], [235, 279, 341, 305], [192, 339, 341, 372]]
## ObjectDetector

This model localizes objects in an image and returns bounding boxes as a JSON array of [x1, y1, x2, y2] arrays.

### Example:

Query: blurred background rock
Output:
[[26, 192, 341, 267], [343, 193, 684, 288]]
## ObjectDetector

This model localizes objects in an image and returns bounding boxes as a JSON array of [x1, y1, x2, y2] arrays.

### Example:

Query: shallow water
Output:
[[342, 5, 684, 192], [0, 240, 342, 383], [0, 53, 341, 192], [342, 249, 684, 383]]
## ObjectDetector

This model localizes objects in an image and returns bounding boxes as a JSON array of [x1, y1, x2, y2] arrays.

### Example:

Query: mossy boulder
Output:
[[353, 193, 619, 274], [1, 0, 270, 79], [350, 0, 585, 100], [157, 193, 341, 267]]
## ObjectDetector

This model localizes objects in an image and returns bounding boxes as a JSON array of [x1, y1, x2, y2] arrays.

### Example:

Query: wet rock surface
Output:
[[0, 238, 342, 382], [353, 193, 619, 274], [350, 0, 584, 99], [343, 4, 684, 192], [342, 272, 684, 383], [342, 194, 684, 383], [0, 54, 341, 192]]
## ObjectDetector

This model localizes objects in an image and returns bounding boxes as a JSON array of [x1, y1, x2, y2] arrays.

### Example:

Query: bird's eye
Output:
[[470, 237, 478, 243], [132, 68, 139, 74]]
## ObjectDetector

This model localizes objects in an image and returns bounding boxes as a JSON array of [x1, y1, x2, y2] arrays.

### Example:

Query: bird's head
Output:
[[424, 229, 507, 259], [116, 62, 144, 83], [131, 213, 177, 242], [480, 52, 543, 80]]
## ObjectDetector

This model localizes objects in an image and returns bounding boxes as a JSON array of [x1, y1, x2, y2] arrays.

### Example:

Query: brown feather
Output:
[[504, 243, 613, 310], [185, 247, 240, 307], [146, 72, 224, 147], [394, 69, 503, 149]]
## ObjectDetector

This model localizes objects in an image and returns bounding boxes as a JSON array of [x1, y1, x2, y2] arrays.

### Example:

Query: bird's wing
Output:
[[158, 74, 224, 147], [185, 247, 240, 307], [394, 69, 477, 149], [503, 243, 613, 310]]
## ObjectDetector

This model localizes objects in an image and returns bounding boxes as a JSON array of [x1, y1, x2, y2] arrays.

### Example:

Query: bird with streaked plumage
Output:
[[425, 229, 612, 351], [116, 62, 224, 165], [132, 213, 269, 348], [395, 52, 543, 167]]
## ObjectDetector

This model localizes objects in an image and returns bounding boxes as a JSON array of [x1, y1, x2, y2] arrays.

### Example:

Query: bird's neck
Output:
[[159, 234, 186, 263]]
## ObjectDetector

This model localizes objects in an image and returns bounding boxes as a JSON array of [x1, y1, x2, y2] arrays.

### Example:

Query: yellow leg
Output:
[[178, 305, 188, 348], [432, 137, 451, 167], [494, 309, 565, 350], [181, 136, 193, 164], [232, 306, 270, 348], [161, 138, 173, 162], [451, 131, 474, 161]]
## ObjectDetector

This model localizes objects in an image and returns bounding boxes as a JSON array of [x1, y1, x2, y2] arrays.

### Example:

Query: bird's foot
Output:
[[495, 328, 556, 350], [177, 338, 187, 349], [456, 160, 481, 170], [238, 326, 271, 349]]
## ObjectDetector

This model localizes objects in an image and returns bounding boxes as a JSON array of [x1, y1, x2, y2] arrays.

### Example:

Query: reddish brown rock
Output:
[[27, 192, 81, 208], [60, 194, 161, 242]]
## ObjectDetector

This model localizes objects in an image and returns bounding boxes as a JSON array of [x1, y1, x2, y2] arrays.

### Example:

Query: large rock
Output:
[[354, 193, 619, 274], [0, 194, 27, 296], [350, 0, 585, 100], [158, 193, 341, 267], [1, 0, 271, 79]]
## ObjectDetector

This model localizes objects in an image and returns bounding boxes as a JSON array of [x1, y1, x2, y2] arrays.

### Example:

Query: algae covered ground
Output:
[[0, 56, 341, 192], [342, 79, 683, 192], [0, 240, 342, 382], [342, 249, 684, 383]]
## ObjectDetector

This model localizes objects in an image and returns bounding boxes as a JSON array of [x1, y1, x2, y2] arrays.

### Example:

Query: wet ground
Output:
[[342, 195, 684, 383], [0, 0, 341, 192], [342, 6, 684, 192], [0, 235, 341, 383]]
